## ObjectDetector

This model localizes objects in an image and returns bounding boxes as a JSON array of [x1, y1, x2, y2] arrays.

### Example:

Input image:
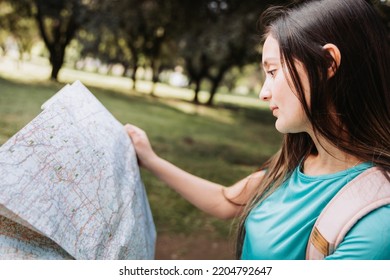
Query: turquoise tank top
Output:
[[241, 162, 390, 260]]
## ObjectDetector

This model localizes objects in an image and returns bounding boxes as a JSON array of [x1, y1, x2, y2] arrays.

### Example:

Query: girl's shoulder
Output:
[[326, 205, 390, 260]]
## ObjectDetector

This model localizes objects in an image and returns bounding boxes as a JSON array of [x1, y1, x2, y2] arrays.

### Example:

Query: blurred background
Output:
[[0, 0, 389, 259]]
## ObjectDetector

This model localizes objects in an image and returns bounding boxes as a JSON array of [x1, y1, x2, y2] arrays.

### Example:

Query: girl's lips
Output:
[[270, 106, 279, 116]]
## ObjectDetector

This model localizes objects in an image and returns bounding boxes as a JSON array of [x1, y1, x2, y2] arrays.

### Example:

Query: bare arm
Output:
[[124, 124, 264, 219]]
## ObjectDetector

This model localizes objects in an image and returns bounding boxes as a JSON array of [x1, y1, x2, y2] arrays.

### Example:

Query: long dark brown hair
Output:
[[235, 0, 390, 259]]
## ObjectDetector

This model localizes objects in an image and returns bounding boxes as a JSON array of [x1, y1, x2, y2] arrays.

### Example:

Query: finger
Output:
[[125, 123, 144, 134], [124, 124, 139, 137], [124, 123, 135, 132]]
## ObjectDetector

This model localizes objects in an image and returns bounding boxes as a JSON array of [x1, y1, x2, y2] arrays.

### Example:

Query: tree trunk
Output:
[[185, 57, 209, 104], [122, 63, 129, 77], [150, 60, 157, 96], [206, 83, 218, 106], [206, 66, 229, 106], [131, 65, 138, 90], [49, 45, 65, 80], [150, 60, 163, 96], [193, 79, 201, 104], [50, 59, 62, 81], [128, 43, 139, 90]]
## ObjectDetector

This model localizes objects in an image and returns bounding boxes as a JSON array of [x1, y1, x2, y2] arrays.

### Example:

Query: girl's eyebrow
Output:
[[262, 58, 278, 68]]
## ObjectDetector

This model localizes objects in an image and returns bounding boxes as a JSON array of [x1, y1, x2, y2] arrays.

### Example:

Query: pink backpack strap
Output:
[[306, 167, 390, 260]]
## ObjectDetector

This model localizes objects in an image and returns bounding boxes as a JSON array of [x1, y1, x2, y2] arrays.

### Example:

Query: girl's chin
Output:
[[275, 120, 297, 134], [275, 119, 286, 133]]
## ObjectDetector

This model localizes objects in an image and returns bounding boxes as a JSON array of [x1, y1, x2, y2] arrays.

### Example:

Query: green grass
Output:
[[0, 66, 282, 238]]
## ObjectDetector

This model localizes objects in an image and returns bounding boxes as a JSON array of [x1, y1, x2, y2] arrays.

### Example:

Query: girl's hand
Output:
[[124, 124, 158, 170]]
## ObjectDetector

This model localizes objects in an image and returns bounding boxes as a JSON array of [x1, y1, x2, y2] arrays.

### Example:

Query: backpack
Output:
[[306, 167, 390, 259]]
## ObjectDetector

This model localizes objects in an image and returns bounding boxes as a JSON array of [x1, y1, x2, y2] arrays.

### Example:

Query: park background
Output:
[[0, 0, 389, 259]]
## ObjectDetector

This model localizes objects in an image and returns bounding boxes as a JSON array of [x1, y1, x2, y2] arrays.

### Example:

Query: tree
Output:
[[0, 1, 37, 59], [203, 5, 260, 105], [76, 13, 132, 76], [34, 0, 91, 80], [78, 0, 180, 94], [175, 0, 284, 105], [5, 0, 93, 80], [114, 0, 178, 94]]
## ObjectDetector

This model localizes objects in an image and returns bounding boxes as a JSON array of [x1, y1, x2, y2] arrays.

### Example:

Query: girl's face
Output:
[[259, 35, 311, 134]]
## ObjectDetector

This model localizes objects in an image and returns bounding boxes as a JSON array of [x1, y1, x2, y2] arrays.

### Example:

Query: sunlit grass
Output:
[[0, 57, 267, 108]]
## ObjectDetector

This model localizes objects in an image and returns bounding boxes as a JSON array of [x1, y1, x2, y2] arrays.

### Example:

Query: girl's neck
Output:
[[302, 133, 362, 176]]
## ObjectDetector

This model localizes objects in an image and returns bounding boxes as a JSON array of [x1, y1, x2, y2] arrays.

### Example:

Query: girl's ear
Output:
[[323, 43, 341, 78]]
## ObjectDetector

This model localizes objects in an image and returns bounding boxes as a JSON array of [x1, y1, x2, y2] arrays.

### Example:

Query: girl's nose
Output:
[[259, 84, 271, 101]]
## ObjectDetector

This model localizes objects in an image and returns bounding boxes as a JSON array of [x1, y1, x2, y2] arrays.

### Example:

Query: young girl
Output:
[[125, 0, 390, 260]]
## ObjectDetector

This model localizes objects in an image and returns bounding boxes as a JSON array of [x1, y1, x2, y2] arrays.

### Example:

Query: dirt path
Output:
[[155, 234, 235, 260]]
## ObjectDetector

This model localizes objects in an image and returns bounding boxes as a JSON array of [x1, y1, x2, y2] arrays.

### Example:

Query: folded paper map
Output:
[[0, 81, 156, 259]]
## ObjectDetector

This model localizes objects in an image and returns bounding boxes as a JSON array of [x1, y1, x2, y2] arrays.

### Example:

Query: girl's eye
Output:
[[267, 70, 276, 78]]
